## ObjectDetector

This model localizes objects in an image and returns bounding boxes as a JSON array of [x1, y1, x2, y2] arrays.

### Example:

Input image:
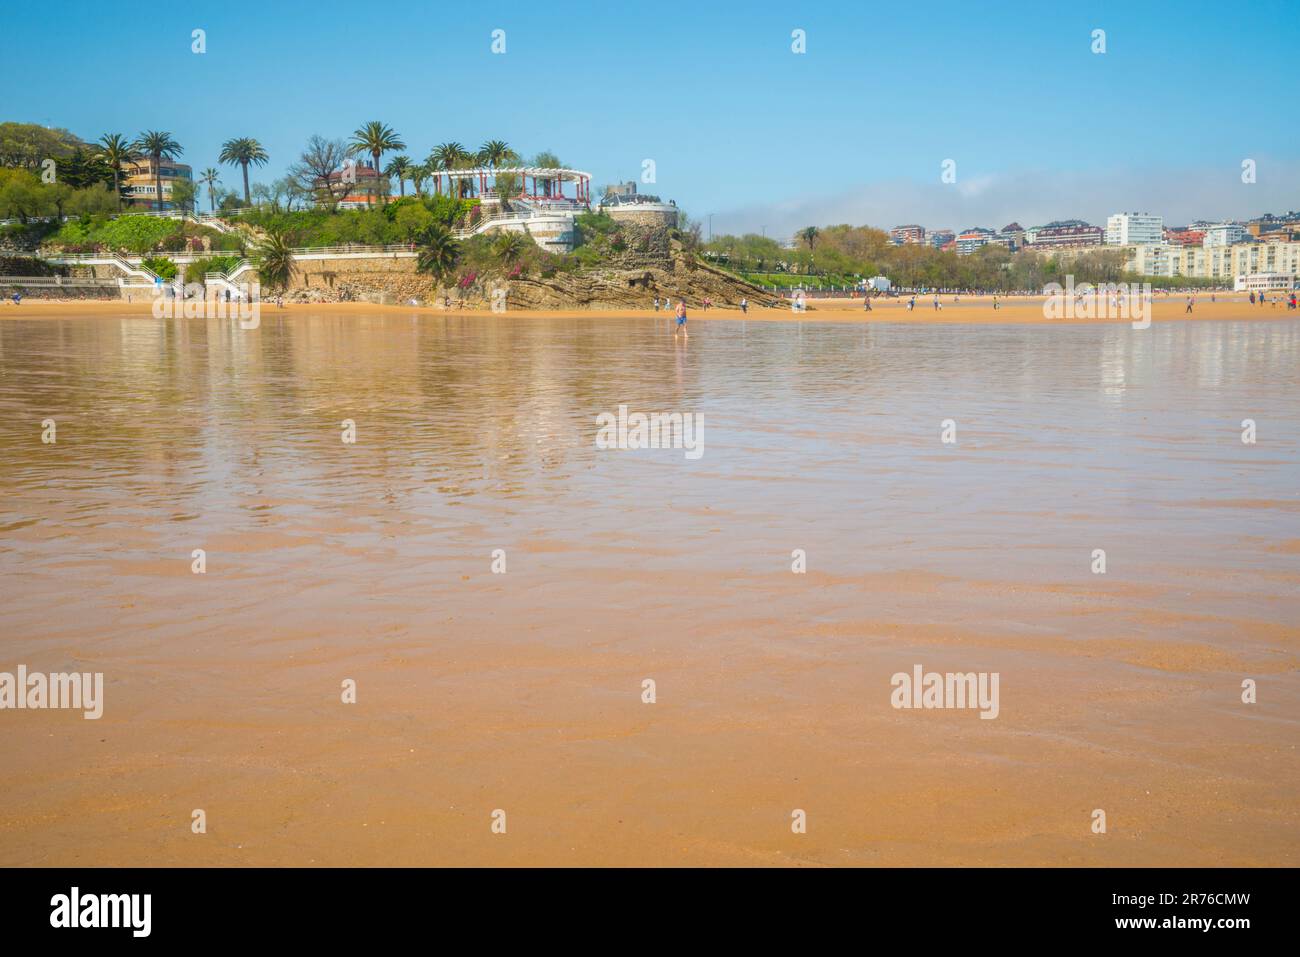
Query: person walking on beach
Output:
[[1185, 295, 1194, 314], [907, 295, 915, 312], [674, 299, 688, 338], [740, 297, 748, 314], [1249, 291, 1256, 305], [10, 292, 21, 306], [993, 294, 999, 310], [653, 296, 660, 312], [864, 296, 872, 312]]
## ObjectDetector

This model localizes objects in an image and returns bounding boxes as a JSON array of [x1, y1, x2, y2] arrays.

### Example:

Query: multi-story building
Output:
[[999, 222, 1025, 248], [1203, 223, 1248, 247], [1246, 211, 1300, 239], [1025, 220, 1103, 249], [928, 229, 955, 250], [1164, 227, 1205, 246], [956, 227, 995, 255], [1125, 239, 1300, 281], [890, 224, 926, 245], [123, 157, 193, 210], [1105, 212, 1163, 246]]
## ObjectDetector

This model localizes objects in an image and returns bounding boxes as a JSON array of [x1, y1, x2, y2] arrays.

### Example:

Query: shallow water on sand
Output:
[[1, 313, 1297, 866]]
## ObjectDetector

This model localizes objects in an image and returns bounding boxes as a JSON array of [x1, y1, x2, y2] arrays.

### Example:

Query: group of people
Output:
[[1248, 290, 1299, 309]]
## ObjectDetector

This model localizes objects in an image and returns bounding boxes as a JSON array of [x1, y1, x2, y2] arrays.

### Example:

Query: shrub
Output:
[[183, 254, 243, 284], [141, 255, 178, 280]]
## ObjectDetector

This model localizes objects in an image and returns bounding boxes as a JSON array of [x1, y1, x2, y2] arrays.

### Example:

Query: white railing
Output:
[[203, 259, 253, 283], [0, 275, 120, 287], [287, 244, 417, 256]]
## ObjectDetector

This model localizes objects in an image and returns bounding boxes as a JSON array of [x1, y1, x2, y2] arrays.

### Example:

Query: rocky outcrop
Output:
[[451, 229, 782, 310]]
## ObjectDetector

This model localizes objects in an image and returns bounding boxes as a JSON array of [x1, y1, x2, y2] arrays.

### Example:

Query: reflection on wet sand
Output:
[[1, 313, 1297, 866]]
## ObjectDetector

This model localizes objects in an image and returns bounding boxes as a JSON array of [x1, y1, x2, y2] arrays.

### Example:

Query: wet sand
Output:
[[0, 312, 1297, 866]]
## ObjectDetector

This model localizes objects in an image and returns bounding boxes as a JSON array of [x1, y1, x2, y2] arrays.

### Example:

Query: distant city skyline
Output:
[[5, 0, 1296, 240]]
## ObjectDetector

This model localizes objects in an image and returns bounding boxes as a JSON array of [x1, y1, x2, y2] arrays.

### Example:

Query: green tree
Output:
[[429, 142, 470, 198], [130, 131, 183, 211], [384, 155, 413, 197], [254, 228, 296, 292], [415, 223, 460, 280], [198, 168, 221, 212], [218, 137, 269, 206], [170, 178, 197, 215], [492, 230, 529, 264], [393, 201, 434, 240], [67, 184, 119, 218], [96, 133, 133, 209], [0, 168, 51, 223], [478, 140, 513, 167], [348, 122, 405, 206], [0, 122, 85, 169], [409, 160, 429, 198]]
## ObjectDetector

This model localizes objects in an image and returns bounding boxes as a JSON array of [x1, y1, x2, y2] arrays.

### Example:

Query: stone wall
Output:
[[286, 255, 435, 304], [605, 207, 679, 228]]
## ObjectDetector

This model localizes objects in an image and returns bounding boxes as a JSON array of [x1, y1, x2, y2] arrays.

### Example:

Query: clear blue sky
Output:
[[4, 0, 1297, 234]]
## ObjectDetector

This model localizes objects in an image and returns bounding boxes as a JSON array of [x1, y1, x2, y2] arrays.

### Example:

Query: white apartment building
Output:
[[1125, 240, 1300, 281], [1203, 223, 1248, 247], [1105, 212, 1163, 246]]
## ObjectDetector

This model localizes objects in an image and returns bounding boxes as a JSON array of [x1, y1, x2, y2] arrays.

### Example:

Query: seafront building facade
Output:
[[1105, 212, 1163, 246], [123, 157, 193, 210], [1204, 223, 1248, 247], [1023, 220, 1103, 249], [1124, 238, 1300, 282], [956, 227, 995, 255], [890, 224, 926, 245]]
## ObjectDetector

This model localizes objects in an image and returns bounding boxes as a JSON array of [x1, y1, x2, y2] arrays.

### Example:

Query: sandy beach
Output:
[[4, 294, 1297, 326]]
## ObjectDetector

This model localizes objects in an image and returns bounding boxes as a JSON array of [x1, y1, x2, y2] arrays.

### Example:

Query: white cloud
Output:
[[712, 161, 1298, 238]]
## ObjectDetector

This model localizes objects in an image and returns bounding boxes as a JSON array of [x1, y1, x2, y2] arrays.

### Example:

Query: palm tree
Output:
[[218, 137, 269, 206], [477, 140, 512, 168], [384, 156, 413, 197], [198, 168, 221, 212], [478, 140, 520, 201], [348, 122, 405, 206], [799, 226, 820, 251], [429, 141, 468, 198], [492, 231, 528, 264], [97, 133, 133, 210], [415, 223, 460, 280], [254, 229, 296, 292], [409, 160, 428, 199], [130, 130, 183, 211]]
